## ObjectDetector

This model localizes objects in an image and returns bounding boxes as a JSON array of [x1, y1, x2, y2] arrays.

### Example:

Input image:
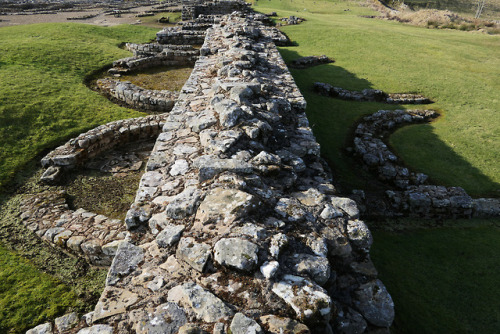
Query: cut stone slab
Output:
[[259, 315, 310, 334], [135, 302, 187, 334], [214, 238, 259, 272], [156, 224, 185, 248], [213, 99, 244, 128], [106, 241, 144, 286], [196, 188, 256, 225], [167, 282, 234, 322], [192, 155, 253, 181], [176, 237, 211, 272], [93, 287, 139, 322], [353, 280, 394, 328], [230, 313, 263, 334], [26, 323, 52, 334], [77, 325, 114, 334], [55, 312, 79, 332], [272, 275, 332, 324]]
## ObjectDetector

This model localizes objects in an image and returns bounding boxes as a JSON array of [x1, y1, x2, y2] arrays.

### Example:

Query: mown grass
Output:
[[370, 220, 500, 333], [0, 23, 158, 190], [0, 245, 80, 333], [254, 0, 500, 197]]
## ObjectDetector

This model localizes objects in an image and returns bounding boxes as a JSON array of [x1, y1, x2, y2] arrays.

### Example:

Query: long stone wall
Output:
[[72, 12, 394, 334]]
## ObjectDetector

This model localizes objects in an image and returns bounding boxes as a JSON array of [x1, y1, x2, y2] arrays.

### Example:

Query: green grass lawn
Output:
[[254, 0, 500, 197], [0, 245, 81, 333], [0, 22, 158, 332], [371, 220, 500, 333], [0, 23, 158, 191]]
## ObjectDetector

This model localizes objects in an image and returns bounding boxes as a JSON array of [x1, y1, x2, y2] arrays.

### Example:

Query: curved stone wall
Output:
[[97, 79, 178, 113]]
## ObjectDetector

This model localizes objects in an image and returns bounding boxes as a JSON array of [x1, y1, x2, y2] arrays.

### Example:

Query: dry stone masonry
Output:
[[289, 55, 334, 69], [97, 79, 178, 113], [61, 12, 393, 334], [20, 191, 128, 266], [352, 109, 500, 218], [40, 114, 166, 182], [314, 82, 433, 104]]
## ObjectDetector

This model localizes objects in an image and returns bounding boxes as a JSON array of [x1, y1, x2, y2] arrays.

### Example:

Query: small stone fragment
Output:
[[156, 224, 185, 247], [230, 313, 263, 334], [55, 312, 79, 332], [176, 237, 211, 272]]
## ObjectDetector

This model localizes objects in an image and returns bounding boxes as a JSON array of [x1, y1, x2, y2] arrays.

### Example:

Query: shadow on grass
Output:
[[278, 47, 500, 197]]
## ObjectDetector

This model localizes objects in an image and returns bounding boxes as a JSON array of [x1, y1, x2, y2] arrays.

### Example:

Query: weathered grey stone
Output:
[[334, 307, 367, 334], [106, 241, 144, 286], [269, 233, 288, 258], [81, 240, 101, 256], [214, 238, 259, 271], [213, 99, 244, 127], [43, 227, 65, 242], [26, 322, 53, 334], [40, 166, 61, 183], [167, 282, 234, 322], [55, 312, 79, 332], [176, 237, 211, 272], [230, 313, 263, 334], [330, 197, 359, 219], [77, 325, 114, 334], [292, 188, 325, 207], [196, 188, 256, 225], [102, 240, 126, 257], [346, 220, 373, 252], [156, 224, 185, 247], [135, 303, 187, 334], [93, 287, 139, 322], [353, 280, 394, 327], [178, 323, 208, 334], [259, 315, 310, 334], [54, 230, 73, 246], [170, 159, 190, 176], [260, 260, 279, 279], [192, 155, 253, 181], [272, 275, 332, 323], [166, 187, 202, 219], [288, 253, 330, 286], [67, 235, 86, 253]]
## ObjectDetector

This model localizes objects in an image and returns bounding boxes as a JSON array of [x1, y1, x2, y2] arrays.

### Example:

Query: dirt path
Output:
[[0, 5, 169, 27]]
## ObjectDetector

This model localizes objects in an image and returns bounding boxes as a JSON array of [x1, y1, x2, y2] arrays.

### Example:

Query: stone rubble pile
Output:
[[40, 114, 166, 182], [314, 82, 433, 104], [20, 191, 128, 266], [70, 12, 394, 334], [96, 79, 179, 113], [289, 55, 334, 69], [281, 16, 306, 25]]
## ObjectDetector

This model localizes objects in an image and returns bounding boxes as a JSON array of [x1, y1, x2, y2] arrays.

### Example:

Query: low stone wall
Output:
[[125, 43, 196, 57], [181, 0, 250, 20], [109, 49, 199, 74], [353, 109, 437, 189], [156, 27, 207, 45], [289, 55, 334, 69], [97, 79, 178, 113], [20, 191, 128, 266], [41, 114, 166, 172], [314, 82, 433, 104], [78, 13, 394, 334], [351, 109, 500, 218]]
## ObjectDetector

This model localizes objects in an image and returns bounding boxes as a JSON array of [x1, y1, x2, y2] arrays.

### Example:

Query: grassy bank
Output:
[[0, 23, 158, 190], [254, 0, 500, 197], [0, 23, 158, 332]]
